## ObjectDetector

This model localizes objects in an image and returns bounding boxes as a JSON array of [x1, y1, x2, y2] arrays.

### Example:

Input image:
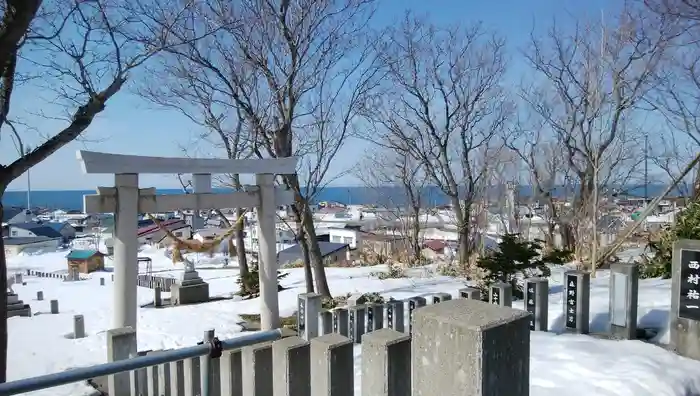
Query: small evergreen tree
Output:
[[642, 202, 700, 279], [236, 263, 289, 299], [477, 233, 571, 299]]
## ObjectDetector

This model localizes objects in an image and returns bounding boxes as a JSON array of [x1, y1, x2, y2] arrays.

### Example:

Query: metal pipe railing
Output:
[[0, 329, 283, 396]]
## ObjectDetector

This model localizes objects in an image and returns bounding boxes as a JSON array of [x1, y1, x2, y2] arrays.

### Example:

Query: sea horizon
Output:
[[1, 184, 690, 212]]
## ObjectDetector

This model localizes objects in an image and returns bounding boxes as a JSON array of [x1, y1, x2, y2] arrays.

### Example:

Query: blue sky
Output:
[[4, 0, 619, 191]]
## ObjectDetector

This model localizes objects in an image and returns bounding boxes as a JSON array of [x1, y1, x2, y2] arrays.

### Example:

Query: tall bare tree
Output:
[[363, 15, 511, 270], [143, 0, 382, 297], [358, 145, 427, 264], [0, 0, 200, 382], [522, 6, 669, 256], [139, 67, 252, 278]]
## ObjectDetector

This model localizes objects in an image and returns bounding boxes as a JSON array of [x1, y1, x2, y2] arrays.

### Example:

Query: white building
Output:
[[328, 228, 360, 249], [4, 236, 61, 257]]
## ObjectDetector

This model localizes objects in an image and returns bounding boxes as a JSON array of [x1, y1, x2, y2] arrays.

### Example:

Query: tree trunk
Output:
[[301, 206, 332, 298], [450, 197, 471, 266], [234, 208, 248, 277], [410, 208, 422, 264], [296, 217, 314, 293], [0, 197, 8, 383]]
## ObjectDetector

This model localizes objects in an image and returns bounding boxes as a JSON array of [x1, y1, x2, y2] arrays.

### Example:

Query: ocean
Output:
[[1, 184, 688, 212]]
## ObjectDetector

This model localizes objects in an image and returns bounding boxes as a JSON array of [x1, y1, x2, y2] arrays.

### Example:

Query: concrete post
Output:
[[192, 173, 211, 231], [524, 278, 549, 331], [297, 293, 322, 340], [50, 299, 59, 314], [36, 291, 43, 301], [100, 277, 105, 286], [257, 173, 281, 330], [385, 300, 405, 332], [319, 310, 333, 335], [348, 305, 366, 343], [273, 336, 311, 396], [671, 239, 700, 359], [458, 287, 481, 300], [347, 294, 367, 307], [73, 315, 86, 339], [412, 299, 530, 396], [407, 296, 426, 334], [220, 349, 242, 396], [241, 342, 273, 396], [332, 308, 349, 337], [183, 354, 201, 396], [366, 303, 384, 332], [107, 327, 137, 396], [310, 334, 354, 396], [564, 270, 590, 334], [361, 329, 410, 396], [609, 262, 640, 339], [113, 173, 139, 332], [489, 282, 512, 307], [154, 287, 162, 308], [431, 292, 452, 304]]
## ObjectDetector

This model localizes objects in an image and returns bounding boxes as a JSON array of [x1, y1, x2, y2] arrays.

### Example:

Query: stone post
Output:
[[319, 310, 333, 336], [100, 277, 105, 286], [361, 329, 410, 396], [241, 342, 274, 396], [107, 327, 137, 396], [458, 287, 481, 300], [671, 239, 700, 359], [73, 315, 86, 339], [385, 300, 405, 332], [412, 299, 530, 396], [113, 173, 139, 332], [36, 291, 43, 301], [50, 299, 59, 314], [524, 278, 549, 331], [192, 173, 211, 231], [407, 296, 426, 334], [154, 287, 162, 308], [564, 270, 590, 334], [273, 336, 311, 396], [489, 282, 512, 307], [297, 293, 322, 340], [431, 292, 452, 304], [332, 308, 349, 337], [310, 334, 354, 396], [347, 305, 366, 344], [366, 303, 384, 332], [257, 173, 281, 330], [609, 262, 639, 339]]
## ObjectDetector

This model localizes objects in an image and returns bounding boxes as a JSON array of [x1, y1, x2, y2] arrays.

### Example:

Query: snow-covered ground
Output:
[[7, 247, 700, 396]]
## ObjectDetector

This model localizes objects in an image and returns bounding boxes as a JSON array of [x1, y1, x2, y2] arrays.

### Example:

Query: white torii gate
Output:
[[77, 150, 297, 333]]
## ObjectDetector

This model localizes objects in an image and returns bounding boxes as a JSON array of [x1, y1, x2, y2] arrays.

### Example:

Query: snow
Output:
[[7, 248, 700, 396]]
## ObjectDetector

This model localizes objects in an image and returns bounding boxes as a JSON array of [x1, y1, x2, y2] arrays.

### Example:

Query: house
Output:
[[358, 231, 408, 256], [2, 207, 31, 225], [3, 236, 61, 257], [8, 222, 65, 241], [137, 219, 192, 246], [328, 228, 359, 249], [245, 226, 296, 251], [66, 249, 106, 273], [277, 242, 350, 267]]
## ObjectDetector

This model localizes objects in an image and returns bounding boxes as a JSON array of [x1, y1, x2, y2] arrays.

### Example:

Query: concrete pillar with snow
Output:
[[113, 173, 139, 330], [257, 173, 280, 330]]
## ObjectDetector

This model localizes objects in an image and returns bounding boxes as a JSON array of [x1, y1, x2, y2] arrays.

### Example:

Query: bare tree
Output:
[[649, 129, 695, 201], [139, 65, 252, 278], [363, 15, 511, 271], [522, 7, 669, 258], [358, 145, 427, 265], [0, 0, 201, 382]]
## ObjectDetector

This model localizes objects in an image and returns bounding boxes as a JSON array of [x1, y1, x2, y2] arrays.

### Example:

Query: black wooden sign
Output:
[[525, 283, 536, 330], [433, 296, 441, 304], [348, 309, 355, 342], [491, 286, 501, 305], [565, 274, 578, 329], [679, 249, 700, 321], [367, 307, 374, 330], [387, 304, 394, 329], [332, 311, 339, 333], [297, 298, 306, 332]]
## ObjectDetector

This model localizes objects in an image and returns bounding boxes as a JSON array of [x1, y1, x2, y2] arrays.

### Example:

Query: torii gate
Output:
[[77, 150, 297, 332]]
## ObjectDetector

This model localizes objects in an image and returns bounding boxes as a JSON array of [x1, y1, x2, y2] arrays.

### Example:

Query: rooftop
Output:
[[66, 249, 103, 260], [3, 236, 60, 245]]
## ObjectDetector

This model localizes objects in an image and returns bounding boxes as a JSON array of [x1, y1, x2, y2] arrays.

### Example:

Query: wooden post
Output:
[[257, 173, 280, 329], [113, 173, 139, 331]]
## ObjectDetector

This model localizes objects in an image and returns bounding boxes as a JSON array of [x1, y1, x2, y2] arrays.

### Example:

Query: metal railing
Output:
[[0, 329, 284, 396]]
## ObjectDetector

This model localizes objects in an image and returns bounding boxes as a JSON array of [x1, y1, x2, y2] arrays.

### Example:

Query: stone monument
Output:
[[671, 239, 700, 359]]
